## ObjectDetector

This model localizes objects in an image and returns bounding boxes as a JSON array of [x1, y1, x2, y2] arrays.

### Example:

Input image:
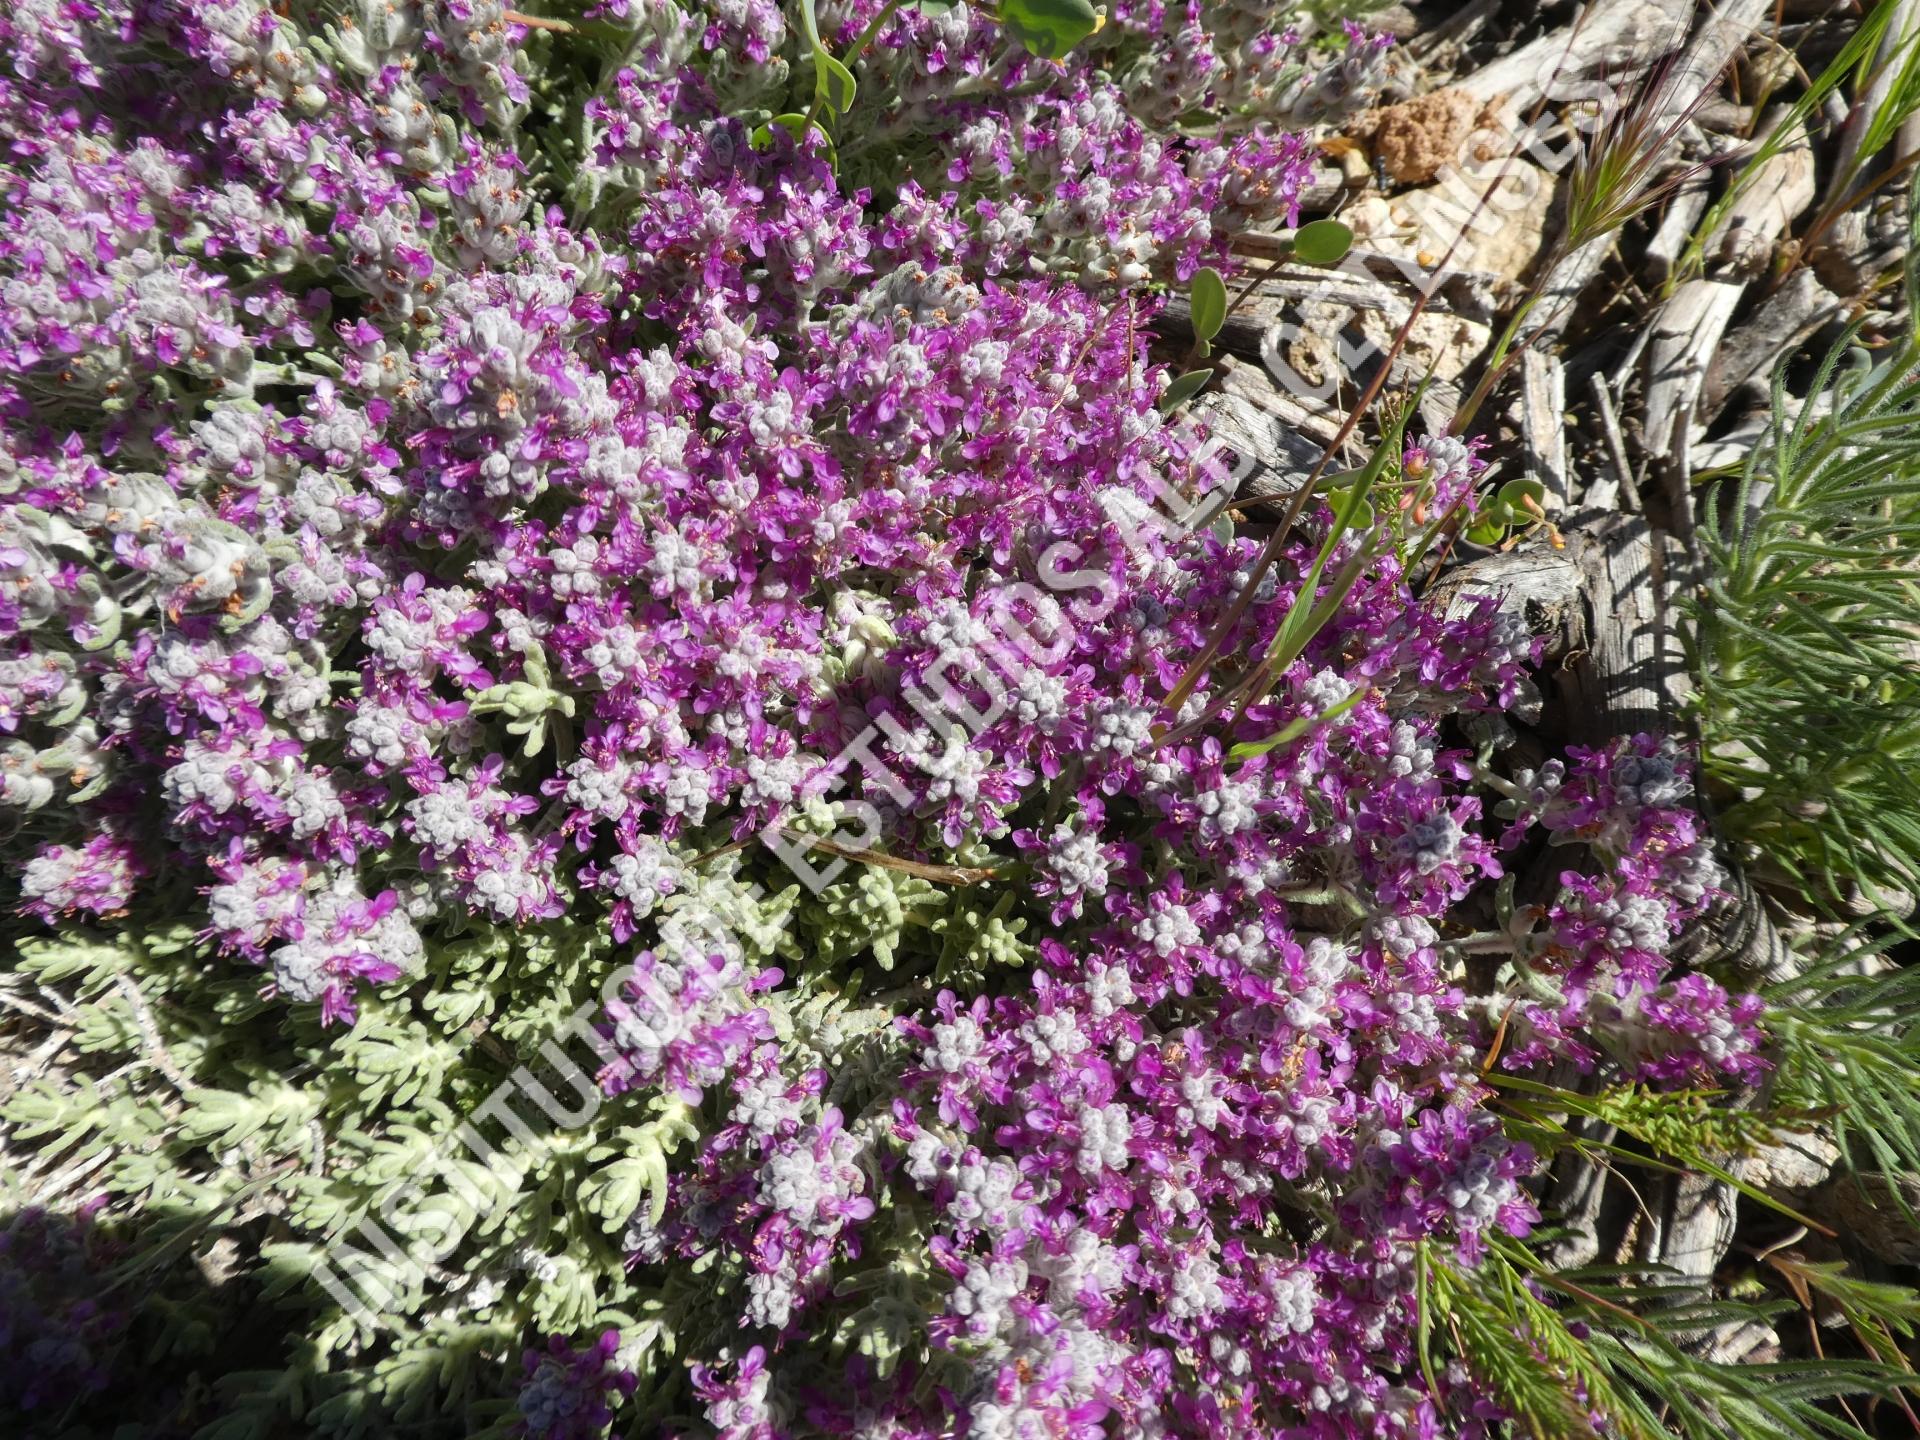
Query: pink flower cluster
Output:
[[0, 1, 1763, 1436], [1490, 736, 1762, 1083]]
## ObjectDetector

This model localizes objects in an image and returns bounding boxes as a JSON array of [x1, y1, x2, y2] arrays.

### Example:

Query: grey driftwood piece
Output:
[[1195, 356, 1342, 500], [1157, 256, 1495, 380], [1543, 1117, 1619, 1270], [1488, 0, 1769, 355], [1454, 0, 1693, 109], [1644, 179, 1714, 284], [1520, 349, 1571, 510], [1805, 1173, 1920, 1267], [1562, 513, 1821, 1352], [1699, 267, 1845, 426], [1557, 516, 1798, 972], [1642, 113, 1816, 461], [1426, 542, 1583, 643]]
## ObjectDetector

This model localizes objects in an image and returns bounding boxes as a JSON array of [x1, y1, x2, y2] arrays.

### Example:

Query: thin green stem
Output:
[[845, 0, 907, 63]]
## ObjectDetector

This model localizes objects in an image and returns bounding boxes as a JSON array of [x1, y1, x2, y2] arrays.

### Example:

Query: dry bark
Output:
[[1520, 349, 1571, 510], [1193, 356, 1347, 500], [1642, 114, 1816, 462], [1455, 0, 1697, 111]]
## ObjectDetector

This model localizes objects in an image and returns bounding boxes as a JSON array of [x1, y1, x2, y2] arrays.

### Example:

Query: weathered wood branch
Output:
[[1643, 114, 1816, 462]]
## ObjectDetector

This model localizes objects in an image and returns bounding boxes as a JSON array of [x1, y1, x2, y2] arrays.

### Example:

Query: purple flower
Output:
[[515, 1331, 637, 1440]]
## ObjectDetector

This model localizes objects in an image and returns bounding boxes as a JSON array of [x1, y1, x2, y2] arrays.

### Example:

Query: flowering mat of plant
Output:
[[6, 0, 1920, 1436]]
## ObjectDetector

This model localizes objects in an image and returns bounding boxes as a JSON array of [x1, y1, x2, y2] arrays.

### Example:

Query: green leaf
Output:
[[751, 113, 837, 163], [1293, 218, 1353, 267], [753, 113, 808, 146], [1499, 477, 1549, 519], [999, 0, 1101, 59], [1190, 266, 1227, 343], [1465, 516, 1508, 547], [1325, 486, 1376, 531], [1158, 367, 1213, 412], [794, 0, 856, 115], [816, 52, 858, 115]]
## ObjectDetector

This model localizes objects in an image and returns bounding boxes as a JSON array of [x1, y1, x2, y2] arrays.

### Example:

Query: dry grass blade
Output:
[[772, 828, 999, 885]]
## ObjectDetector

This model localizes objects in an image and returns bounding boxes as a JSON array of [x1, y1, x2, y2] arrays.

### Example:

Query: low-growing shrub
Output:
[[0, 3, 1888, 1438]]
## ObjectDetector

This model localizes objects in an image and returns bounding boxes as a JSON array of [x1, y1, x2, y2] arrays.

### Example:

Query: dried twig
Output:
[[503, 10, 574, 32], [773, 828, 999, 885], [1643, 113, 1814, 484], [1588, 371, 1641, 512], [1519, 349, 1570, 509], [112, 973, 191, 1093], [0, 980, 66, 1027]]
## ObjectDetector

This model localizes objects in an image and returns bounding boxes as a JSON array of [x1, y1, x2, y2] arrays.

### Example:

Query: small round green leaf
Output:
[[1465, 517, 1508, 547], [1159, 367, 1213, 412], [1498, 477, 1548, 518], [1190, 266, 1227, 344], [752, 113, 836, 163], [1000, 0, 1101, 59], [1293, 218, 1354, 268], [1327, 487, 1375, 530], [753, 113, 808, 147]]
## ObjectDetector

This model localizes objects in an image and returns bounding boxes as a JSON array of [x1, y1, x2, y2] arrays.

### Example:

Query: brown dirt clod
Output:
[[1361, 87, 1484, 185]]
